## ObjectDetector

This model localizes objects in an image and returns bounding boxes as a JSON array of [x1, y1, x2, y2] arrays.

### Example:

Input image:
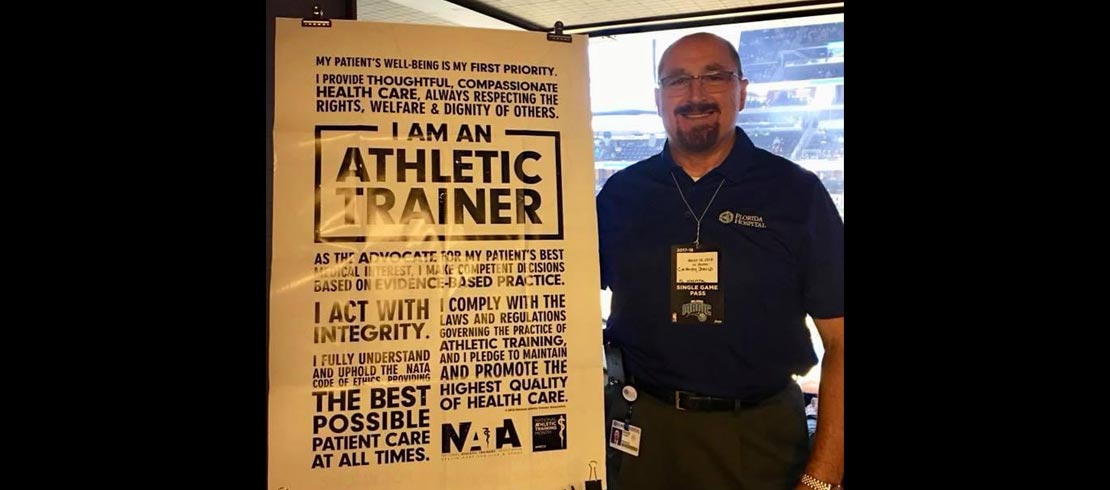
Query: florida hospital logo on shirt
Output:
[[682, 301, 712, 322], [719, 210, 767, 228]]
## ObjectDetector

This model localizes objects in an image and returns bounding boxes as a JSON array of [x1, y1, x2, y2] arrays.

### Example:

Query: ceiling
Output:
[[356, 0, 842, 35]]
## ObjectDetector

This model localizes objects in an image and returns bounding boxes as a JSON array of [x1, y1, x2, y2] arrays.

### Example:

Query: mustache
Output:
[[675, 102, 720, 115]]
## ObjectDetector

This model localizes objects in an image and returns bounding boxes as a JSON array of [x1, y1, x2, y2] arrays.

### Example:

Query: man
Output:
[[597, 33, 843, 490]]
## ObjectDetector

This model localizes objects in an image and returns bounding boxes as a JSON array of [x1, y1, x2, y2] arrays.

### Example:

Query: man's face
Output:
[[655, 35, 748, 154]]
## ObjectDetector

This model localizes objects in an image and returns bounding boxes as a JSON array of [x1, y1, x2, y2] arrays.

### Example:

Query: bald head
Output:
[[654, 32, 749, 163], [657, 33, 742, 81]]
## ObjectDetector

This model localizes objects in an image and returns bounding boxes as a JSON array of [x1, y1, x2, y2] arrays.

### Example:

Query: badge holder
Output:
[[669, 244, 724, 324], [668, 171, 726, 324]]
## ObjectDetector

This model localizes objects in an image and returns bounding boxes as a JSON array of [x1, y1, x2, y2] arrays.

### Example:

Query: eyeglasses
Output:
[[658, 71, 741, 94]]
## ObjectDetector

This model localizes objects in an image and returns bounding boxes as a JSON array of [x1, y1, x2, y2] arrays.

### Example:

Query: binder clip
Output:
[[584, 460, 602, 490], [547, 20, 572, 43], [302, 4, 331, 28]]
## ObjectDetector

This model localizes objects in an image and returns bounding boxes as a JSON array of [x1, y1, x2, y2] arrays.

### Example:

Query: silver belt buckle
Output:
[[674, 390, 689, 411]]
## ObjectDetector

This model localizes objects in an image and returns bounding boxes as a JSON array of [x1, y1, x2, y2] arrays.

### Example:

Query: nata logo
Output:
[[441, 419, 522, 455], [718, 210, 734, 224]]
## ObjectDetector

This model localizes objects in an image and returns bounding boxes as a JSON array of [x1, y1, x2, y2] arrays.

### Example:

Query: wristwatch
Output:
[[800, 473, 843, 490]]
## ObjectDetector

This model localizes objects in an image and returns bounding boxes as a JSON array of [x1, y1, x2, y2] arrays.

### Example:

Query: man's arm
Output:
[[797, 315, 843, 489]]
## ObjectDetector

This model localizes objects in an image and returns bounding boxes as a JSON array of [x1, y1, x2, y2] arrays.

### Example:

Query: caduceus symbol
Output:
[[483, 427, 491, 446], [557, 415, 566, 447]]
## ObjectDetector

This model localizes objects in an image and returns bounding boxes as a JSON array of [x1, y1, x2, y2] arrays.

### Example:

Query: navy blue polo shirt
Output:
[[597, 127, 844, 399]]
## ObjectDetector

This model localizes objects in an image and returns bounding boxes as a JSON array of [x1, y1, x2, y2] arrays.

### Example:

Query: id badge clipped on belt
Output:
[[670, 244, 724, 324], [609, 419, 641, 456]]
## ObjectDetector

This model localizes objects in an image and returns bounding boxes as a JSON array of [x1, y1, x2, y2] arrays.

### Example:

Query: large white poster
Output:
[[270, 18, 604, 489]]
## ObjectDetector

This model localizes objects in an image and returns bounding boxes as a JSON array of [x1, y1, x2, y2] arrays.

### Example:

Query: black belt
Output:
[[635, 381, 788, 412]]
